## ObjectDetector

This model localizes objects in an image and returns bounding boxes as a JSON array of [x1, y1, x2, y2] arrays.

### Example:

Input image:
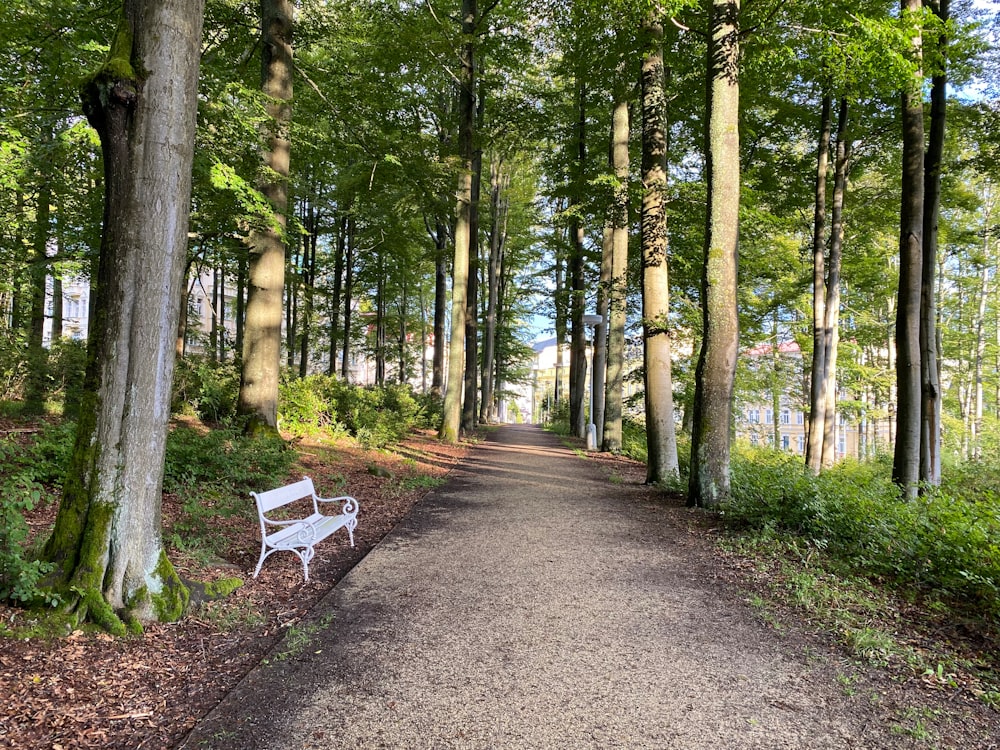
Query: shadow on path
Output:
[[177, 425, 942, 749]]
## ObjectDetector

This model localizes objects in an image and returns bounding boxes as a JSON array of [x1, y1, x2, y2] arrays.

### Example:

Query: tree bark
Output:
[[462, 144, 482, 433], [594, 218, 612, 447], [340, 214, 355, 380], [44, 0, 208, 630], [805, 94, 832, 474], [24, 175, 52, 415], [440, 0, 476, 443], [641, 16, 679, 482], [432, 218, 448, 396], [603, 94, 629, 453], [569, 77, 588, 439], [920, 0, 947, 485], [328, 213, 346, 376], [480, 157, 508, 423], [821, 98, 851, 468], [238, 0, 293, 434], [689, 0, 740, 509], [893, 0, 924, 498]]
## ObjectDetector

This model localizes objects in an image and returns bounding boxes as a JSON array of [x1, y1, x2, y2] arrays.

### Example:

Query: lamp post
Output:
[[582, 313, 603, 450]]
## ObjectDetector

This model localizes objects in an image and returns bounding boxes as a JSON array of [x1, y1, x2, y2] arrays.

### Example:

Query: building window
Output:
[[838, 435, 847, 456], [781, 434, 790, 450], [750, 433, 759, 446], [747, 409, 760, 424], [797, 435, 804, 453], [764, 409, 773, 424], [796, 411, 804, 425], [781, 409, 790, 425]]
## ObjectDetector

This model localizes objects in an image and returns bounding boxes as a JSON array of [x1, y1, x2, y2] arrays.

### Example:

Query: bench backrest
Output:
[[252, 477, 317, 515]]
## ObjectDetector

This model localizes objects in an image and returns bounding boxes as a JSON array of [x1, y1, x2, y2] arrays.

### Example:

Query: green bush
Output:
[[172, 357, 240, 422], [0, 331, 27, 401], [725, 447, 1000, 617], [0, 440, 58, 605], [163, 425, 293, 494], [46, 339, 88, 417], [278, 375, 431, 448]]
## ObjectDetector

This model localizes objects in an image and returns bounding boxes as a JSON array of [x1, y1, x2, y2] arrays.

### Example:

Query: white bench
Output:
[[251, 476, 359, 581]]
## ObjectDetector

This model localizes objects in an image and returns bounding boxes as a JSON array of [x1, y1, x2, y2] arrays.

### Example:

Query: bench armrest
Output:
[[317, 495, 359, 516], [260, 516, 319, 543]]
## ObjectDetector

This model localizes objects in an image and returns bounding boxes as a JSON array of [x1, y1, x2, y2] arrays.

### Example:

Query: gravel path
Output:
[[177, 424, 976, 749]]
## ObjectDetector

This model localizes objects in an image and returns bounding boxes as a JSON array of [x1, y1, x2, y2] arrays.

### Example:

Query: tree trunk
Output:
[[603, 94, 629, 453], [440, 0, 476, 443], [432, 218, 448, 396], [481, 157, 508, 423], [554, 241, 566, 408], [299, 205, 318, 378], [805, 94, 832, 474], [821, 98, 851, 468], [569, 78, 588, 439], [689, 0, 740, 509], [341, 214, 356, 381], [893, 0, 924, 498], [235, 247, 246, 358], [286, 235, 299, 370], [24, 176, 52, 415], [920, 0, 947, 486], [44, 0, 208, 631], [375, 253, 386, 385], [595, 218, 612, 447], [238, 0, 293, 434], [328, 213, 346, 376], [462, 145, 482, 433], [641, 16, 679, 482]]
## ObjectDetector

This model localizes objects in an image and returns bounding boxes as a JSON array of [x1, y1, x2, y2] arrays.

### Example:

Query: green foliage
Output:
[[278, 375, 436, 448], [46, 339, 88, 418], [172, 357, 240, 423], [0, 441, 59, 606], [162, 425, 293, 495], [725, 447, 1000, 618], [0, 331, 27, 402]]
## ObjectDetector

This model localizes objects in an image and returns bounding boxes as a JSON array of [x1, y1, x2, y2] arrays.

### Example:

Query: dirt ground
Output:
[[1, 428, 998, 749], [0, 429, 469, 750]]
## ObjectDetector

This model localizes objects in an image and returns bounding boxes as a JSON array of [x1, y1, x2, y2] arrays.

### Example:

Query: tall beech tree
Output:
[[689, 0, 741, 509], [441, 0, 477, 443], [893, 0, 925, 498], [602, 83, 630, 453], [238, 0, 294, 435], [920, 0, 948, 487], [42, 0, 215, 631], [640, 11, 679, 482]]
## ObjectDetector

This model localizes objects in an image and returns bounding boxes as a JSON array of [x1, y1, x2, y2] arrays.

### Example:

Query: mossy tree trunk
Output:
[[640, 15, 679, 483], [238, 0, 294, 436], [688, 0, 740, 509], [43, 0, 206, 633]]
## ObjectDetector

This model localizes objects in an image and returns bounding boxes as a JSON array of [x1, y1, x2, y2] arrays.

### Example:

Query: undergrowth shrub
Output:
[[172, 357, 240, 422], [0, 439, 59, 605], [46, 339, 88, 418], [726, 447, 1000, 618], [163, 425, 293, 494], [278, 375, 433, 447]]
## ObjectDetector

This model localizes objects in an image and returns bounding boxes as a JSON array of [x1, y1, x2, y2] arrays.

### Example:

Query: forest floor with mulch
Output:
[[0, 425, 469, 750], [2, 425, 999, 749]]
